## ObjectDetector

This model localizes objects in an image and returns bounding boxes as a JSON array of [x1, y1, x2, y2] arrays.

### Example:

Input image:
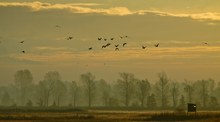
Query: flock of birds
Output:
[[0, 24, 209, 54], [64, 35, 160, 52]]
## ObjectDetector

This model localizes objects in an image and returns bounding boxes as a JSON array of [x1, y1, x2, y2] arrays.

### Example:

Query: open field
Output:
[[0, 108, 220, 122]]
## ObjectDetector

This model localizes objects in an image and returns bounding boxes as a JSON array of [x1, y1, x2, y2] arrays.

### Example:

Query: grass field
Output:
[[0, 108, 220, 122]]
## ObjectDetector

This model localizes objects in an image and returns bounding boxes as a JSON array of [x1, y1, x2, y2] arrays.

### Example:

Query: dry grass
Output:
[[0, 109, 220, 122]]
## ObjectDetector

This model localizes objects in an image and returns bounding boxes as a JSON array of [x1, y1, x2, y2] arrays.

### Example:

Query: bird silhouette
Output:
[[204, 42, 208, 45], [115, 44, 119, 47], [20, 41, 24, 43], [102, 45, 106, 48], [22, 51, 25, 53], [142, 46, 146, 49], [123, 43, 127, 47], [98, 37, 102, 41], [120, 36, 123, 39], [110, 38, 114, 40], [66, 37, 73, 40], [115, 48, 119, 51], [89, 47, 92, 50], [154, 43, 159, 47], [106, 43, 111, 46], [104, 38, 107, 41]]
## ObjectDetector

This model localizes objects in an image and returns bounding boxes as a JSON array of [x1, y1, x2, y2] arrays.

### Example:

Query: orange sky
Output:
[[1, 1, 220, 84]]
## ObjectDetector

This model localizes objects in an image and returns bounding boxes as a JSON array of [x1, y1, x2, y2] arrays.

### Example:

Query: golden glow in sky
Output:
[[0, 0, 220, 84]]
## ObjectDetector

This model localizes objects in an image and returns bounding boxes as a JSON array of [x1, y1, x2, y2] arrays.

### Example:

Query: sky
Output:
[[1, 0, 220, 85]]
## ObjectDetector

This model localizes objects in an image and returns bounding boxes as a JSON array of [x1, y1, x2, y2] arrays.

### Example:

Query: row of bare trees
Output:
[[0, 69, 219, 109]]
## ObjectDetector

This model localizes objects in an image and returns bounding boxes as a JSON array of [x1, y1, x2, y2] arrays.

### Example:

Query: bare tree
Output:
[[117, 72, 135, 107], [209, 96, 219, 108], [14, 69, 33, 106], [36, 81, 53, 107], [183, 80, 194, 103], [69, 81, 79, 107], [155, 72, 169, 108], [170, 82, 179, 108], [147, 93, 157, 109], [36, 71, 60, 107], [80, 72, 96, 107], [201, 80, 208, 107], [208, 79, 215, 97], [179, 95, 186, 108], [136, 79, 151, 107], [1, 91, 12, 106], [52, 80, 67, 107], [97, 79, 111, 107]]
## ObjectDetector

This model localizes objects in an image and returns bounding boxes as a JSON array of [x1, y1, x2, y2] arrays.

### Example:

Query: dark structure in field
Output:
[[187, 103, 196, 112]]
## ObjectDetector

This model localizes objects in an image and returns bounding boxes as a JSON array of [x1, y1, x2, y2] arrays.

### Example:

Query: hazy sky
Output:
[[1, 0, 220, 85]]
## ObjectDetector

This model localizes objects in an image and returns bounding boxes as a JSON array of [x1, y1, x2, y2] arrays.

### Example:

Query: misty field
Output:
[[0, 108, 220, 122]]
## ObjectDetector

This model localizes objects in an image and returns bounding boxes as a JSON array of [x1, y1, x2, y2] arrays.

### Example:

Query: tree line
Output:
[[0, 69, 219, 110]]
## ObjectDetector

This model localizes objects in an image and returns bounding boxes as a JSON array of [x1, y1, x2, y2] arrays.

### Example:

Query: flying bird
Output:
[[106, 43, 111, 46], [22, 51, 25, 53], [66, 37, 73, 40], [142, 46, 147, 49], [123, 43, 127, 47], [204, 42, 208, 45], [89, 47, 93, 50], [115, 44, 119, 47], [104, 38, 107, 41], [98, 37, 102, 41], [115, 48, 119, 51], [154, 43, 159, 47], [20, 41, 24, 43], [102, 45, 106, 48], [110, 38, 114, 40]]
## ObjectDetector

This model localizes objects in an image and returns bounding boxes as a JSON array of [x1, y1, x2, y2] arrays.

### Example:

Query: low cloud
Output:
[[0, 1, 133, 16], [1, 1, 220, 20], [8, 46, 220, 64]]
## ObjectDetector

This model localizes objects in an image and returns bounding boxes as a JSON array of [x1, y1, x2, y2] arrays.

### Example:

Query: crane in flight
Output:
[[98, 37, 102, 41], [142, 46, 147, 49], [154, 43, 159, 47], [89, 47, 93, 50], [115, 48, 119, 51], [123, 43, 127, 47], [66, 36, 73, 40]]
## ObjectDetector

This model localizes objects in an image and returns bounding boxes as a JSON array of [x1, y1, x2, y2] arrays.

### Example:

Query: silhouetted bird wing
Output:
[[66, 37, 73, 40], [123, 43, 127, 47], [154, 43, 159, 47], [107, 43, 111, 46]]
